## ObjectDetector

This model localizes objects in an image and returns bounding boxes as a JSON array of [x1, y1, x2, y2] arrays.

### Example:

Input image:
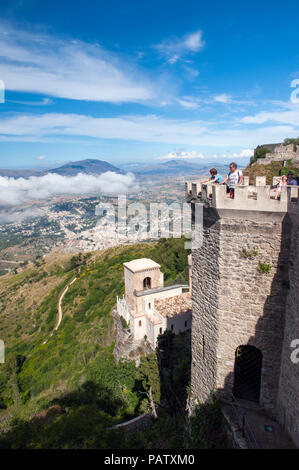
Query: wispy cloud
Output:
[[241, 102, 299, 126], [211, 149, 254, 160], [0, 111, 297, 148], [0, 23, 156, 103], [0, 207, 45, 224], [7, 98, 53, 106], [214, 94, 232, 104], [155, 30, 205, 64], [156, 150, 205, 160], [177, 97, 201, 109]]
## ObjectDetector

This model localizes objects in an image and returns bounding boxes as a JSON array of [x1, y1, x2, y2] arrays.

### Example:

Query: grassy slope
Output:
[[0, 238, 189, 436]]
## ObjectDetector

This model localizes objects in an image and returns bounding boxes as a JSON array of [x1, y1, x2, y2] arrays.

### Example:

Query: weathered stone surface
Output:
[[112, 309, 153, 365], [189, 189, 299, 447]]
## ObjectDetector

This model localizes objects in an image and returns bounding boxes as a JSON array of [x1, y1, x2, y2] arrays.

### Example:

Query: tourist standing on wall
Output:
[[218, 162, 243, 198], [274, 175, 288, 199]]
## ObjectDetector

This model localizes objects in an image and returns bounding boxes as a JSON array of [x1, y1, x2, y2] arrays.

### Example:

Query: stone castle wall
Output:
[[191, 207, 290, 415], [187, 175, 299, 446], [191, 208, 221, 403], [277, 210, 299, 447], [256, 143, 299, 165]]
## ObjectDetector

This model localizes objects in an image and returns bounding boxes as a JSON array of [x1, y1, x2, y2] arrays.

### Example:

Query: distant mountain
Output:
[[48, 159, 123, 176], [0, 169, 43, 178], [120, 159, 230, 178], [0, 158, 242, 180], [0, 159, 123, 178]]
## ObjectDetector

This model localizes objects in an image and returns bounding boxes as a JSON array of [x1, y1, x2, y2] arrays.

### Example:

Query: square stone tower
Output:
[[186, 182, 299, 446], [123, 258, 163, 313]]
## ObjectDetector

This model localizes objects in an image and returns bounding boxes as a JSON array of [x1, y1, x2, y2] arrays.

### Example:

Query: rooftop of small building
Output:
[[154, 292, 192, 318], [123, 258, 161, 273]]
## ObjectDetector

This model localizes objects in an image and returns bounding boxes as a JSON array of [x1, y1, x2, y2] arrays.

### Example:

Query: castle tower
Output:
[[123, 258, 163, 313], [186, 182, 299, 445]]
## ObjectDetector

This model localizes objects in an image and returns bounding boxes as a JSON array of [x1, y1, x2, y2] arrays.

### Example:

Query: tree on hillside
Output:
[[283, 137, 299, 146], [136, 353, 160, 419]]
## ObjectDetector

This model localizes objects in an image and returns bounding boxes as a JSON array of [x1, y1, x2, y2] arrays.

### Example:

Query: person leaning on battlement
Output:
[[200, 168, 223, 184], [217, 162, 243, 199]]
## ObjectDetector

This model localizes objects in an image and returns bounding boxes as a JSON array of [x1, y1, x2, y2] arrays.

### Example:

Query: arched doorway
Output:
[[143, 277, 151, 290], [233, 345, 263, 403]]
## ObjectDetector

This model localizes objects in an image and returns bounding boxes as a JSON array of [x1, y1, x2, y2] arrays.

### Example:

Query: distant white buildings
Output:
[[117, 258, 191, 347]]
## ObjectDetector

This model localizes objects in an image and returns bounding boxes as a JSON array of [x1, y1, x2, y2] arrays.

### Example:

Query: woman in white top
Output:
[[274, 175, 287, 199]]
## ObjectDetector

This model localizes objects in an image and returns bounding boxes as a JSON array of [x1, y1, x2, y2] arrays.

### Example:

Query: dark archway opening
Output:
[[233, 345, 263, 403], [143, 277, 151, 290]]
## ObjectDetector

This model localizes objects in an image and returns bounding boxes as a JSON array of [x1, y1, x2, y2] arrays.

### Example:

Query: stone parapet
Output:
[[186, 179, 299, 213]]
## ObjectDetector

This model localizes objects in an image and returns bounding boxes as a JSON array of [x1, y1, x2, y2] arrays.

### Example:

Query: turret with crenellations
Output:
[[186, 176, 299, 447]]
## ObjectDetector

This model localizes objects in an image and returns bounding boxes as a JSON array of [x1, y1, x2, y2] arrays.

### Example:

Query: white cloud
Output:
[[0, 172, 136, 207], [214, 94, 232, 104], [182, 65, 200, 80], [155, 30, 205, 64], [37, 156, 47, 160], [241, 106, 299, 126], [7, 98, 53, 106], [0, 207, 45, 224], [0, 23, 156, 103], [157, 150, 205, 160], [231, 149, 254, 158], [184, 31, 205, 52], [0, 111, 297, 149], [177, 98, 200, 109]]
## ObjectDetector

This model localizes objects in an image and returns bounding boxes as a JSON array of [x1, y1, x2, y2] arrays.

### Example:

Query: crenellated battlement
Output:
[[185, 177, 299, 213], [189, 170, 299, 447]]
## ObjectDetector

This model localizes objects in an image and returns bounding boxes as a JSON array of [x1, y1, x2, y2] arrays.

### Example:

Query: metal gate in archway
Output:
[[233, 345, 263, 403]]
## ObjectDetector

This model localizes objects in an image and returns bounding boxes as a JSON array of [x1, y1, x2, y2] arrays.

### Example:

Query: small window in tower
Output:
[[185, 321, 187, 327], [148, 303, 151, 309], [171, 324, 174, 331], [139, 321, 142, 327], [159, 328, 162, 334], [143, 277, 151, 290]]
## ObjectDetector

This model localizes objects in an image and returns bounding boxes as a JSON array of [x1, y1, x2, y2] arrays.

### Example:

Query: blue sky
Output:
[[0, 0, 299, 169]]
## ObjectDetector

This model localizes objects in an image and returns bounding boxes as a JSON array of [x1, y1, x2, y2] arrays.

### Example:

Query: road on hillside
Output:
[[42, 277, 77, 344], [56, 277, 77, 331]]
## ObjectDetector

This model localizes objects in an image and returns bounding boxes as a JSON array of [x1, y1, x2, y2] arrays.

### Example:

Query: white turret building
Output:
[[117, 258, 191, 347]]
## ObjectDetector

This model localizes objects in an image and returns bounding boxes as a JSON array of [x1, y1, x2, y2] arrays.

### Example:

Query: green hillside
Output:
[[243, 159, 299, 185], [0, 238, 191, 448]]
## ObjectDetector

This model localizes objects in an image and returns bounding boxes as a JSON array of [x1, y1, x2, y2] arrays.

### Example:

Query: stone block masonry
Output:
[[187, 180, 299, 447], [256, 143, 299, 165]]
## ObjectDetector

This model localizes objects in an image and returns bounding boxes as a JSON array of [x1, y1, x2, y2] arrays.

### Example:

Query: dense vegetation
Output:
[[250, 146, 270, 165], [244, 160, 299, 185], [0, 237, 207, 449], [283, 137, 299, 146]]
